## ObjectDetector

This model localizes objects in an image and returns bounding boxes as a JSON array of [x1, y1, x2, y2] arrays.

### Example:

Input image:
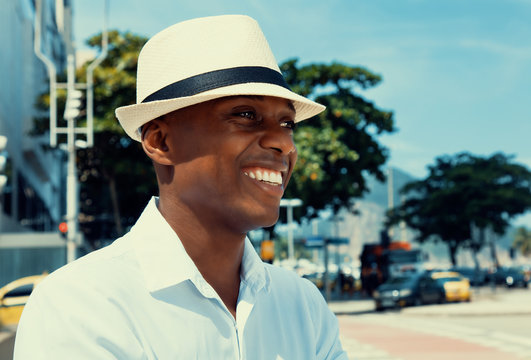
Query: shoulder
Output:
[[262, 265, 348, 358], [264, 264, 326, 307], [18, 233, 143, 333], [30, 234, 140, 304], [15, 235, 148, 359]]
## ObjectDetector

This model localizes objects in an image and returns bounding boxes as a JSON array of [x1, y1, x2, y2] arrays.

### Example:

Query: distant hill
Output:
[[292, 166, 521, 268], [362, 167, 416, 207]]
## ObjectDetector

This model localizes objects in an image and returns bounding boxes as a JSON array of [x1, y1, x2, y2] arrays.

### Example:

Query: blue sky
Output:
[[74, 0, 531, 226]]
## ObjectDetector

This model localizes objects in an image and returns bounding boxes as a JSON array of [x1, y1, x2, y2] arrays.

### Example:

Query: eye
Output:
[[235, 111, 256, 120], [280, 120, 297, 130]]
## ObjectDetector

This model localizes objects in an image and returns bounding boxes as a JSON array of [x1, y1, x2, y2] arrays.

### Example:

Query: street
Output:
[[334, 288, 531, 359]]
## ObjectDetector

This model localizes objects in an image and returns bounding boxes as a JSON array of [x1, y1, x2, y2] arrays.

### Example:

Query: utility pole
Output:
[[65, 54, 78, 263], [34, 0, 57, 147], [34, 0, 108, 263], [387, 166, 394, 239], [0, 136, 7, 234], [280, 198, 303, 262]]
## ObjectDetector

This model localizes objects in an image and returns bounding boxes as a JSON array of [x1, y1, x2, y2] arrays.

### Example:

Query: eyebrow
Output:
[[233, 95, 296, 113]]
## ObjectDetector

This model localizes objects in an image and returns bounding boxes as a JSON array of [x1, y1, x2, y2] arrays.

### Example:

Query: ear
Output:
[[141, 118, 173, 166]]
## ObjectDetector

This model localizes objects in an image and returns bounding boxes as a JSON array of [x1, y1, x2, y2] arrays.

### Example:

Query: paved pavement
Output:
[[0, 326, 15, 346], [338, 314, 531, 360], [328, 287, 531, 316], [0, 326, 15, 360], [331, 288, 531, 359]]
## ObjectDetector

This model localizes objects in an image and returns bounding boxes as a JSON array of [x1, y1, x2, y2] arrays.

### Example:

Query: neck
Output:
[[157, 195, 245, 317]]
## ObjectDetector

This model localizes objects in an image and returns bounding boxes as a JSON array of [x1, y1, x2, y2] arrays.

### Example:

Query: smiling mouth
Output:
[[243, 168, 283, 186]]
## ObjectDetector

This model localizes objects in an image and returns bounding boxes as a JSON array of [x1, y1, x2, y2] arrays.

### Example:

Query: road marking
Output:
[[492, 332, 531, 347], [340, 335, 403, 360], [350, 314, 531, 358]]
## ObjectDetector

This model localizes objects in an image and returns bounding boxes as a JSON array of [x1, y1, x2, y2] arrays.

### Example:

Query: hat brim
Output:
[[115, 82, 325, 142]]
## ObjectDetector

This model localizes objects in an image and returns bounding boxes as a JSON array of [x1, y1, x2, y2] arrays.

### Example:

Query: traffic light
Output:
[[260, 240, 275, 264], [0, 135, 7, 193], [59, 221, 68, 239], [64, 89, 84, 120]]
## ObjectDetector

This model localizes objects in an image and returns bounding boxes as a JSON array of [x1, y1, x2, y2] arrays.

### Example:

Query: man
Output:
[[15, 15, 348, 359]]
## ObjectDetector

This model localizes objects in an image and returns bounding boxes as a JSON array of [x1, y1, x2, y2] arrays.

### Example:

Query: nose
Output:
[[259, 124, 297, 155]]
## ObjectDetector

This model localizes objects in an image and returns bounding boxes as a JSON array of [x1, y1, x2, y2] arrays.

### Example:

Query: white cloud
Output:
[[381, 137, 424, 154], [515, 156, 531, 170], [459, 39, 531, 58], [513, 212, 531, 228]]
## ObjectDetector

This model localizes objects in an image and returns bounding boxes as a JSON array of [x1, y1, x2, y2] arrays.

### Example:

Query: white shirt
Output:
[[14, 197, 348, 359]]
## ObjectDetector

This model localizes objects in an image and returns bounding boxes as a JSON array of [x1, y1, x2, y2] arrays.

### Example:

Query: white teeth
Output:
[[245, 169, 282, 185]]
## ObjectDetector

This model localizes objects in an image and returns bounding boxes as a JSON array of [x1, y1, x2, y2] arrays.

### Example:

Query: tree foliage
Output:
[[75, 31, 156, 245], [280, 59, 395, 217], [513, 226, 531, 257], [388, 152, 531, 266], [34, 31, 395, 246], [34, 30, 155, 246]]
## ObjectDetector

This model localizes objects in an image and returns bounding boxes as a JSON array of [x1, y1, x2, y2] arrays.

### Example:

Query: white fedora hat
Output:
[[115, 15, 325, 141]]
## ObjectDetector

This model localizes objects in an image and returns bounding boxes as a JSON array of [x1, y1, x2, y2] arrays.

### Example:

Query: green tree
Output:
[[281, 59, 395, 217], [75, 31, 156, 245], [34, 30, 154, 246], [513, 226, 531, 257], [388, 152, 531, 266], [35, 32, 395, 247]]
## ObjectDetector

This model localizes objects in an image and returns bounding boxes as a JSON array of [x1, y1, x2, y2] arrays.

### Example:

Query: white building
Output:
[[0, 0, 70, 232], [0, 0, 71, 286]]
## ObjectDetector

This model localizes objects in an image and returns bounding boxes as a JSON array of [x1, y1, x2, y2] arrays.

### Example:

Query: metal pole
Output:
[[280, 198, 302, 262], [86, 0, 109, 147], [335, 217, 341, 296], [312, 219, 319, 263], [34, 0, 58, 147], [323, 241, 330, 302], [387, 167, 394, 238], [286, 203, 294, 261], [66, 54, 78, 263]]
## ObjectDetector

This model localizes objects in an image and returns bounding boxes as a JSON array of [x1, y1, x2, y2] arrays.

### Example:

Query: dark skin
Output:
[[141, 95, 297, 318]]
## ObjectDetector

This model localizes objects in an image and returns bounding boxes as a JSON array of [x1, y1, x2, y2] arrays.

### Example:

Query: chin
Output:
[[243, 209, 280, 231]]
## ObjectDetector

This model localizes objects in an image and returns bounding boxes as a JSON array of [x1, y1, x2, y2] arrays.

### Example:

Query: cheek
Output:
[[285, 150, 298, 183]]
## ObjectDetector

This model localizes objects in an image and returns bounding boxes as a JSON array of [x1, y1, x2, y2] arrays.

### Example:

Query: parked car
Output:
[[373, 274, 420, 310], [417, 272, 448, 304], [491, 267, 529, 288], [451, 267, 487, 286], [373, 272, 445, 311], [431, 271, 471, 302], [0, 274, 47, 327]]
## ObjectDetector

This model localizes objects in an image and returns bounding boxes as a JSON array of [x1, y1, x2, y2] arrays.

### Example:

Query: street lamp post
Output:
[[65, 54, 79, 263], [280, 198, 302, 262], [34, 0, 108, 263]]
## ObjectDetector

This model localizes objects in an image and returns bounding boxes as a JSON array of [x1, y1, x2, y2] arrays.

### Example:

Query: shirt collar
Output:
[[131, 197, 270, 294]]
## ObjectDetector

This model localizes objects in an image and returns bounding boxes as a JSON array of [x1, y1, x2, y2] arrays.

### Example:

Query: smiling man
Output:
[[15, 15, 348, 359]]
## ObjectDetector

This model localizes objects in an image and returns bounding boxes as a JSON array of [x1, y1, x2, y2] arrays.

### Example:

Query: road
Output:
[[335, 288, 531, 359]]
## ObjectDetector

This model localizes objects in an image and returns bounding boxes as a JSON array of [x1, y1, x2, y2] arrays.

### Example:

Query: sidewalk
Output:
[[0, 325, 15, 347], [328, 288, 531, 316]]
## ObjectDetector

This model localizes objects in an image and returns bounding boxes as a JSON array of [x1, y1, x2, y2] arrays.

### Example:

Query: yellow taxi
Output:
[[431, 271, 471, 302], [0, 273, 47, 326]]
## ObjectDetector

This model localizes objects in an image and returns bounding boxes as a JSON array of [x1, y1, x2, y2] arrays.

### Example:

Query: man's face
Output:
[[162, 95, 298, 233]]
